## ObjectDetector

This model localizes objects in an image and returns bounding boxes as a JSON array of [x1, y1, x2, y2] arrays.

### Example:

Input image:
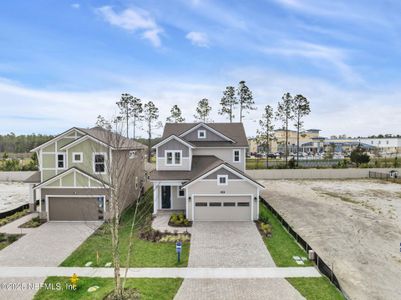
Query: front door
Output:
[[161, 186, 171, 209]]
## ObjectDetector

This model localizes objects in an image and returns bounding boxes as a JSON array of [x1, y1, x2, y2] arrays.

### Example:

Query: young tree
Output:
[[116, 93, 134, 138], [194, 98, 212, 122], [350, 145, 370, 166], [256, 105, 274, 168], [237, 80, 255, 123], [293, 94, 311, 165], [143, 101, 162, 162], [218, 86, 238, 122], [166, 105, 185, 123], [276, 92, 295, 167], [131, 97, 143, 140]]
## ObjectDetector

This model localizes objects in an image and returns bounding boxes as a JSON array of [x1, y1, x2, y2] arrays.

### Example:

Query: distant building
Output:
[[357, 137, 401, 154]]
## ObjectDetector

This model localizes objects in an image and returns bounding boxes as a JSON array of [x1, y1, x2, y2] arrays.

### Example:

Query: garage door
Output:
[[48, 196, 103, 221], [194, 196, 251, 221]]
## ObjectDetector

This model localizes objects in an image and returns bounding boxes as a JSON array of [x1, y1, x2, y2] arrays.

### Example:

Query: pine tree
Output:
[[256, 105, 274, 168], [116, 93, 134, 138], [194, 98, 212, 122], [237, 80, 255, 122], [218, 86, 238, 122], [276, 93, 295, 167], [166, 105, 185, 123], [293, 94, 311, 165], [143, 101, 162, 162], [131, 97, 143, 140]]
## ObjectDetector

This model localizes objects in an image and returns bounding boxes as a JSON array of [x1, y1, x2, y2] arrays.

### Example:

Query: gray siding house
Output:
[[149, 123, 264, 221]]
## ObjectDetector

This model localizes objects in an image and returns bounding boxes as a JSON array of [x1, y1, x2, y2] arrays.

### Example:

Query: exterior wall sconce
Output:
[[188, 197, 191, 201], [254, 197, 257, 202]]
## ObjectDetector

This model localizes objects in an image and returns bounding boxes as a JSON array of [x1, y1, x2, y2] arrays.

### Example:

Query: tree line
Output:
[[0, 133, 54, 153]]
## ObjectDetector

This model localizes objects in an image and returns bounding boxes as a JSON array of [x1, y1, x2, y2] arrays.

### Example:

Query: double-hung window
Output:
[[217, 175, 228, 185], [165, 150, 182, 165], [57, 153, 66, 169], [94, 153, 106, 174], [233, 149, 241, 163]]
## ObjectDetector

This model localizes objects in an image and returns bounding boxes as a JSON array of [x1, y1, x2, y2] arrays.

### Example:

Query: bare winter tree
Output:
[[88, 121, 147, 299], [143, 101, 162, 162], [293, 94, 311, 166], [276, 92, 295, 167], [256, 105, 274, 168]]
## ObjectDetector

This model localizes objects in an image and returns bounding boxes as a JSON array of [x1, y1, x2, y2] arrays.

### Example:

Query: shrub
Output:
[[260, 223, 272, 236], [6, 234, 19, 243], [168, 213, 192, 227]]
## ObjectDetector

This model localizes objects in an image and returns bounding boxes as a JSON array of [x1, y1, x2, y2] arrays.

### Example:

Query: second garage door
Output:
[[48, 196, 104, 221], [194, 195, 251, 221]]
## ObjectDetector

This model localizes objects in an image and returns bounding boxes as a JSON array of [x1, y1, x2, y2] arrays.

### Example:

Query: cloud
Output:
[[261, 40, 362, 83], [96, 6, 163, 47], [186, 31, 209, 47], [71, 3, 80, 9]]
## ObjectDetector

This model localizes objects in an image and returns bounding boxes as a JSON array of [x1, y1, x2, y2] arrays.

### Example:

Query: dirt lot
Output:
[[0, 182, 29, 212], [260, 179, 401, 300]]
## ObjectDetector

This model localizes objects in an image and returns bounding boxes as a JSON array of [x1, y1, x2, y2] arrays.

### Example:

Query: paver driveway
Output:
[[175, 222, 304, 300], [0, 221, 101, 300]]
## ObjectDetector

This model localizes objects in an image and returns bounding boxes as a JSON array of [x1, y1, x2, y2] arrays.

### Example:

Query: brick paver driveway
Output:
[[0, 221, 101, 299], [175, 222, 304, 300]]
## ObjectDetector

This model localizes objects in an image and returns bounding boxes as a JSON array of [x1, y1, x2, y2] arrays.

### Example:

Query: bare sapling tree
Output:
[[237, 80, 255, 123], [96, 115, 112, 130], [219, 86, 238, 122], [194, 98, 212, 122], [166, 104, 185, 123], [143, 101, 162, 162], [116, 93, 134, 139], [89, 119, 147, 299], [256, 105, 274, 168], [293, 94, 311, 166], [276, 92, 295, 167]]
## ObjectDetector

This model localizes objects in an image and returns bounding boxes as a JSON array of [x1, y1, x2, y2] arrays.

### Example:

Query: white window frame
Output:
[[165, 150, 182, 166], [56, 152, 66, 169], [93, 152, 107, 174], [198, 130, 206, 139], [177, 186, 185, 198], [72, 152, 83, 163], [233, 149, 241, 163], [217, 175, 228, 186]]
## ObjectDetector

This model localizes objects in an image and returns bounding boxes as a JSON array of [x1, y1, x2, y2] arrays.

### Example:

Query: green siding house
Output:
[[28, 126, 147, 221]]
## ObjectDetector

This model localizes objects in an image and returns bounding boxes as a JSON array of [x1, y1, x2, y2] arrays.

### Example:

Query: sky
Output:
[[1, 0, 401, 138]]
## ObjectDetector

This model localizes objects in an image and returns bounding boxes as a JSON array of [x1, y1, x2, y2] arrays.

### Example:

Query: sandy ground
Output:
[[260, 179, 401, 300], [0, 182, 29, 213]]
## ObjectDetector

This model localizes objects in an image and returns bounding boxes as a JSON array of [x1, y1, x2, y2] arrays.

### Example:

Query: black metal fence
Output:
[[260, 197, 349, 299], [0, 203, 29, 219], [369, 171, 401, 183]]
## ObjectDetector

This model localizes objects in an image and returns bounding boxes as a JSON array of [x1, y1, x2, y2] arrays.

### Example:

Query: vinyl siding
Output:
[[182, 125, 226, 142], [192, 148, 246, 171]]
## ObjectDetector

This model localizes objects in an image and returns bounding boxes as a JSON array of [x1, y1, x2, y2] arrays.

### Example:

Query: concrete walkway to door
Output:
[[175, 222, 306, 300]]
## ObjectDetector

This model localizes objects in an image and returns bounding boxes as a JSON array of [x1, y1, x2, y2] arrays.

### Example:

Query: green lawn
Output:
[[287, 278, 344, 300], [34, 277, 183, 300], [259, 202, 312, 267], [259, 201, 344, 299], [61, 189, 189, 268]]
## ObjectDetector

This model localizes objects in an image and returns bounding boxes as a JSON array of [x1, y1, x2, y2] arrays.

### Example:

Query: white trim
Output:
[[56, 152, 66, 170], [156, 147, 159, 170], [165, 150, 182, 166], [191, 194, 253, 221], [60, 135, 112, 151], [72, 152, 83, 163], [46, 194, 106, 222], [152, 135, 195, 149], [217, 175, 228, 186], [197, 130, 206, 139], [183, 164, 264, 189], [149, 180, 185, 185], [177, 185, 185, 198], [233, 149, 241, 163], [93, 152, 107, 174], [179, 123, 235, 143], [31, 128, 86, 152]]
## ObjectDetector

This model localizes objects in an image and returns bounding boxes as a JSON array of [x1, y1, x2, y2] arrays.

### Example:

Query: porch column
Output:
[[153, 183, 159, 215]]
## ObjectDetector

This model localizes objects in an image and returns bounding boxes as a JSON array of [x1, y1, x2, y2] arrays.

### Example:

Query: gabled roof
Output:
[[30, 127, 86, 152], [162, 123, 249, 147], [152, 135, 195, 149], [33, 167, 110, 189]]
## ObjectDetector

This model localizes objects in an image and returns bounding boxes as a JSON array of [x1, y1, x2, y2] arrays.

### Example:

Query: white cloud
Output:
[[186, 31, 209, 47], [71, 3, 80, 9], [96, 6, 163, 47]]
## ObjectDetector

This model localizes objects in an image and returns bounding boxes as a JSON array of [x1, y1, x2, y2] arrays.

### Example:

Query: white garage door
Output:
[[194, 195, 251, 221]]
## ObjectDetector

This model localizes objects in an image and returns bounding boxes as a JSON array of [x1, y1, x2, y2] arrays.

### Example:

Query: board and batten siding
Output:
[[156, 139, 191, 171]]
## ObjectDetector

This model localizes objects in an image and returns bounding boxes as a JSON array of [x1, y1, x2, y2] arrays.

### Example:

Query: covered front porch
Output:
[[152, 181, 187, 215]]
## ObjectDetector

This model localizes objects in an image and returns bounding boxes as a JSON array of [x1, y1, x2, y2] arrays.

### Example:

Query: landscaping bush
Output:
[[0, 233, 5, 242], [0, 209, 29, 227], [19, 217, 46, 228], [7, 234, 19, 243], [168, 213, 192, 227]]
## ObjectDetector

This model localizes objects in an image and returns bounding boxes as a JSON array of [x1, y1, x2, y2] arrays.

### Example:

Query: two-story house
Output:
[[26, 126, 147, 221], [149, 122, 264, 221]]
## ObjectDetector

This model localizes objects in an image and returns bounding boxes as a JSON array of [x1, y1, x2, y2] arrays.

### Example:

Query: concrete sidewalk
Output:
[[0, 213, 38, 235], [0, 267, 321, 278]]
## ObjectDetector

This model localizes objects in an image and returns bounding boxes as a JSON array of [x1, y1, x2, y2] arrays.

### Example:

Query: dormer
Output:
[[153, 135, 194, 171]]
